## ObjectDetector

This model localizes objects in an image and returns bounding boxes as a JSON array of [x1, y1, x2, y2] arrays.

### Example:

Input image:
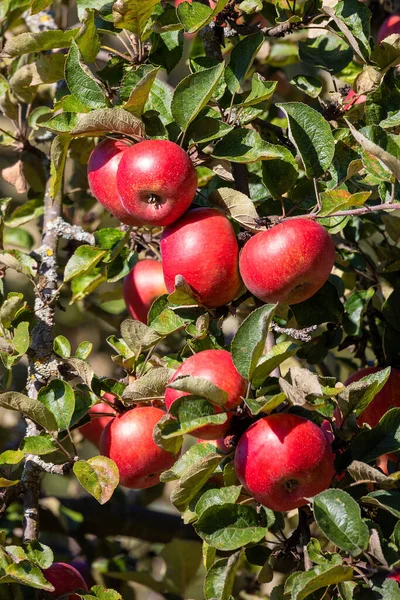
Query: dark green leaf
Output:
[[170, 453, 222, 511], [195, 504, 267, 550], [225, 32, 264, 94], [53, 335, 71, 358], [65, 41, 108, 110], [351, 408, 400, 463], [38, 380, 75, 430], [204, 552, 241, 600], [313, 489, 369, 555], [299, 34, 353, 73], [231, 304, 276, 379], [171, 63, 225, 132], [291, 75, 322, 98], [291, 281, 344, 327], [64, 246, 106, 282], [49, 134, 70, 199], [195, 486, 242, 517], [0, 392, 58, 431], [277, 102, 335, 179]]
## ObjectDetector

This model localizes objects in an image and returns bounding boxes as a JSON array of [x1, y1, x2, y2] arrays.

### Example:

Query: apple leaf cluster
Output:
[[1, 0, 400, 598]]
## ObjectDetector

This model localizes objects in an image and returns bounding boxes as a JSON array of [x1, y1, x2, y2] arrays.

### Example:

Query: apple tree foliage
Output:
[[1, 0, 400, 597]]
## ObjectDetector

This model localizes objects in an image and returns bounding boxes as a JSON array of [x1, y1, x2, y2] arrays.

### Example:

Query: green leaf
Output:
[[291, 75, 322, 98], [121, 65, 160, 115], [112, 0, 160, 39], [195, 504, 267, 550], [153, 414, 184, 455], [20, 435, 58, 456], [252, 342, 299, 388], [38, 380, 75, 430], [76, 0, 111, 19], [123, 367, 174, 402], [170, 453, 223, 511], [5, 197, 44, 228], [150, 308, 187, 337], [313, 489, 369, 556], [286, 563, 354, 600], [332, 0, 371, 60], [298, 34, 353, 74], [291, 281, 344, 327], [159, 539, 203, 596], [245, 389, 286, 416], [171, 63, 225, 132], [161, 441, 219, 482], [49, 134, 71, 199], [195, 486, 242, 517], [337, 367, 391, 423], [23, 541, 53, 570], [76, 8, 101, 62], [0, 250, 37, 277], [225, 32, 264, 94], [150, 30, 183, 75], [237, 73, 277, 107], [5, 561, 54, 590], [351, 408, 400, 463], [319, 189, 371, 217], [209, 187, 264, 233], [53, 335, 71, 358], [69, 107, 144, 137], [75, 341, 93, 360], [30, 0, 52, 15], [0, 392, 58, 431], [204, 552, 241, 600], [73, 456, 119, 504], [120, 318, 161, 356], [1, 29, 78, 58], [344, 288, 375, 336], [177, 0, 229, 33], [65, 41, 108, 110], [13, 321, 29, 356], [277, 102, 335, 179], [361, 490, 400, 518], [213, 126, 291, 164], [231, 304, 276, 379], [0, 450, 24, 466], [345, 120, 400, 182], [167, 376, 229, 407], [64, 246, 106, 282], [164, 396, 229, 437], [0, 293, 24, 329]]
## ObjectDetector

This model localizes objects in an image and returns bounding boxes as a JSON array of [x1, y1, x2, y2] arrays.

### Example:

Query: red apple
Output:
[[161, 208, 243, 307], [234, 413, 335, 511], [79, 393, 116, 448], [239, 219, 335, 305], [344, 367, 400, 428], [87, 138, 139, 225], [117, 140, 198, 227], [165, 349, 246, 439], [377, 14, 400, 44], [343, 89, 367, 111], [99, 406, 178, 488], [123, 259, 167, 323], [43, 562, 88, 599]]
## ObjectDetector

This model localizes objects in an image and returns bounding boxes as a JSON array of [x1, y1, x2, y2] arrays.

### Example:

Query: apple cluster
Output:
[[84, 138, 343, 512], [88, 138, 337, 316], [84, 138, 399, 514]]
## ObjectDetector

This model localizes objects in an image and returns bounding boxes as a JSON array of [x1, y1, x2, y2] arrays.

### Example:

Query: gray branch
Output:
[[45, 217, 95, 246], [23, 164, 62, 541], [270, 323, 318, 343]]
